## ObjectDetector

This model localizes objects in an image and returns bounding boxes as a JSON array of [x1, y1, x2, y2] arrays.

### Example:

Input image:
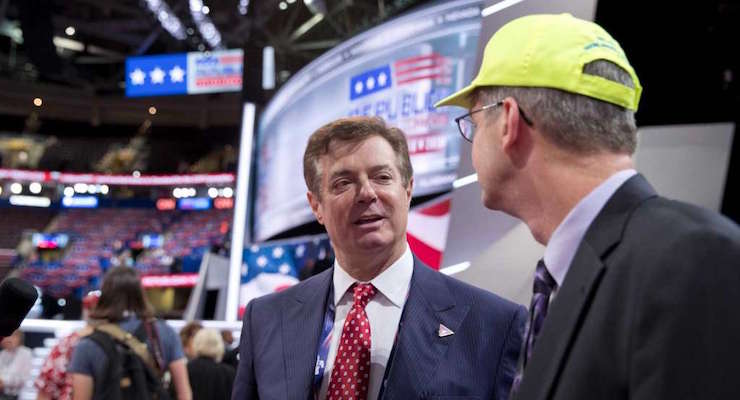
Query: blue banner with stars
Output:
[[125, 49, 243, 97], [126, 53, 188, 97]]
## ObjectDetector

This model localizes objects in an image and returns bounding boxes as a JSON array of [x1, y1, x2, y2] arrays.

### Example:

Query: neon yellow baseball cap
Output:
[[435, 13, 642, 111]]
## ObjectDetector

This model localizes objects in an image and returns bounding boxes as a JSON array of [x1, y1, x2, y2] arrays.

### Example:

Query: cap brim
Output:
[[434, 83, 476, 109]]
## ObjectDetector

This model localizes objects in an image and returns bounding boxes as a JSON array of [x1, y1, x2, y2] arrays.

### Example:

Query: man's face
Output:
[[470, 98, 508, 210], [308, 135, 412, 262]]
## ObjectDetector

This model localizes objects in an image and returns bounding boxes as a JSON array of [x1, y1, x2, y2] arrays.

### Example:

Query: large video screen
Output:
[[254, 0, 483, 241]]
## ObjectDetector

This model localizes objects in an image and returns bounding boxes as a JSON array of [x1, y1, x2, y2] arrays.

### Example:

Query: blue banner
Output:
[[126, 53, 188, 97], [126, 49, 243, 97]]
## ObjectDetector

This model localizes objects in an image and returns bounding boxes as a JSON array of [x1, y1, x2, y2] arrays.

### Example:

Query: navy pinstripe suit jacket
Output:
[[232, 258, 526, 400]]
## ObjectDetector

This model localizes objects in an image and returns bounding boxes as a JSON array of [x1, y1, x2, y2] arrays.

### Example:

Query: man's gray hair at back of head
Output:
[[476, 59, 638, 155]]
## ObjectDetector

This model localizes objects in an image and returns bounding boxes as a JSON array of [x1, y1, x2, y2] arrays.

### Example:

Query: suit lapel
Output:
[[515, 174, 657, 400], [382, 259, 470, 399], [282, 268, 333, 400]]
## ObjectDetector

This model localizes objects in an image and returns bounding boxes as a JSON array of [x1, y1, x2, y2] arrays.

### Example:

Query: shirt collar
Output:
[[333, 244, 413, 308], [544, 169, 637, 287]]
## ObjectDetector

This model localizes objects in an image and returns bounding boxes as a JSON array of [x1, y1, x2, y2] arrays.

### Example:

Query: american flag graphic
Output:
[[394, 53, 452, 86]]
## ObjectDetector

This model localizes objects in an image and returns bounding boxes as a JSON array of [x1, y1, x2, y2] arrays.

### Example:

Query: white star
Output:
[[278, 263, 291, 275], [272, 246, 284, 258], [256, 255, 267, 267], [169, 65, 185, 83], [130, 68, 146, 85], [377, 72, 387, 86], [354, 81, 363, 94], [366, 76, 375, 90], [150, 67, 165, 84]]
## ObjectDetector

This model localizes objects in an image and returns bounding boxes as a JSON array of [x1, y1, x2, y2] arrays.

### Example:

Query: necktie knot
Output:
[[352, 283, 376, 309], [533, 259, 557, 296]]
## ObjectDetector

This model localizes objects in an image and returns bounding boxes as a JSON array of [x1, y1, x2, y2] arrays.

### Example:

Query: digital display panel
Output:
[[253, 0, 483, 240]]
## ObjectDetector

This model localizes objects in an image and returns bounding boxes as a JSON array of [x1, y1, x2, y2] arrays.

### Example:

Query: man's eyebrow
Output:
[[328, 164, 393, 181], [368, 164, 393, 174], [328, 169, 353, 181]]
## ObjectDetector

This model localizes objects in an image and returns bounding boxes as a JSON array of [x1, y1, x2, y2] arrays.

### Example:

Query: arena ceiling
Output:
[[0, 0, 736, 129]]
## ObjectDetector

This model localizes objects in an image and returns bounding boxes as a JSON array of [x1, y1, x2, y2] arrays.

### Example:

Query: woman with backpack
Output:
[[69, 266, 192, 400]]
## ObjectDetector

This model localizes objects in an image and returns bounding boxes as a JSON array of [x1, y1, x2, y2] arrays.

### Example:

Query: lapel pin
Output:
[[438, 323, 454, 337]]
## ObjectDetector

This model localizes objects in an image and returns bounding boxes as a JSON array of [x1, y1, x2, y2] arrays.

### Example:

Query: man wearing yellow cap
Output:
[[436, 13, 740, 400]]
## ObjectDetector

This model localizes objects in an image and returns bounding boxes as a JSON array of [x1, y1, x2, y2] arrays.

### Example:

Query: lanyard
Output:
[[312, 285, 335, 399], [311, 277, 412, 400]]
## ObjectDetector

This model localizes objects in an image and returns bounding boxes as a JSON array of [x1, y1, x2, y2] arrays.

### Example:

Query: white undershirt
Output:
[[318, 245, 413, 400]]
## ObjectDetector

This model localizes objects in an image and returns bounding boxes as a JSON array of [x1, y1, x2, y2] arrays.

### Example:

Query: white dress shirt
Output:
[[544, 169, 637, 296], [318, 245, 413, 400]]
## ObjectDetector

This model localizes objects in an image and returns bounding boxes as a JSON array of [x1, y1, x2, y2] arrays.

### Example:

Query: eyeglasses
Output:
[[454, 101, 533, 142]]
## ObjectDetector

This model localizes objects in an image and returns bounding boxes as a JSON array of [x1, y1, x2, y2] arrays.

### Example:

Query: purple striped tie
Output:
[[511, 259, 557, 395]]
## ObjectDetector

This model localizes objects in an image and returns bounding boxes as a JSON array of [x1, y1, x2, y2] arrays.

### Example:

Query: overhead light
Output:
[[65, 26, 75, 36], [144, 0, 187, 40], [238, 0, 249, 15], [100, 185, 109, 195], [53, 36, 84, 52], [279, 2, 287, 10], [86, 184, 96, 194], [149, 106, 157, 115], [287, 0, 296, 3], [63, 187, 75, 197], [133, 170, 141, 178], [74, 183, 87, 193], [303, 0, 327, 15], [291, 13, 324, 40], [29, 182, 42, 194], [208, 187, 219, 198], [10, 183, 23, 194], [189, 0, 223, 49], [33, 98, 42, 107], [222, 187, 234, 198]]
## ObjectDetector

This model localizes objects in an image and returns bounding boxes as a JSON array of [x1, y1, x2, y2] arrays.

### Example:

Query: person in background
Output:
[[435, 12, 740, 400], [187, 329, 235, 400], [69, 266, 192, 400], [0, 329, 32, 400], [34, 291, 100, 400], [179, 321, 203, 360], [220, 330, 239, 369]]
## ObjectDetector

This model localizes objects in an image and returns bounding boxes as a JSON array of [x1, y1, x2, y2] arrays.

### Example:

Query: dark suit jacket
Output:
[[513, 174, 740, 400], [232, 258, 526, 400]]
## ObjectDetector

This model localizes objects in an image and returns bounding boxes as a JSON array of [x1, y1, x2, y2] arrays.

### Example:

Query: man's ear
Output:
[[501, 97, 522, 154], [307, 191, 324, 225], [406, 177, 414, 203]]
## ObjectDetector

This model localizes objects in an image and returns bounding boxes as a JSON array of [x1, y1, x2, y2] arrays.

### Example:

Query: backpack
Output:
[[87, 322, 171, 400]]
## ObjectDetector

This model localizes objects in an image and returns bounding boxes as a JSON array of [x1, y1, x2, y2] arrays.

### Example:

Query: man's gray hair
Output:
[[476, 60, 638, 154]]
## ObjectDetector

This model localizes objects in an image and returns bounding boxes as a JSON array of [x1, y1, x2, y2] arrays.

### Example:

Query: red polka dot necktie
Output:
[[327, 283, 377, 400]]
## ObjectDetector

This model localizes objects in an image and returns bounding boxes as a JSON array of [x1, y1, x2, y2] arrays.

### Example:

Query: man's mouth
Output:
[[354, 215, 384, 225]]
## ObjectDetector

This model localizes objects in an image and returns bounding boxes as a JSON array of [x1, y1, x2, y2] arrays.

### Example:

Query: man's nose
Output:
[[357, 179, 378, 203]]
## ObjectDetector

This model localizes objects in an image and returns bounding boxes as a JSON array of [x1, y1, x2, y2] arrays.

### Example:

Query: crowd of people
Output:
[[2, 266, 238, 400], [2, 12, 739, 400]]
